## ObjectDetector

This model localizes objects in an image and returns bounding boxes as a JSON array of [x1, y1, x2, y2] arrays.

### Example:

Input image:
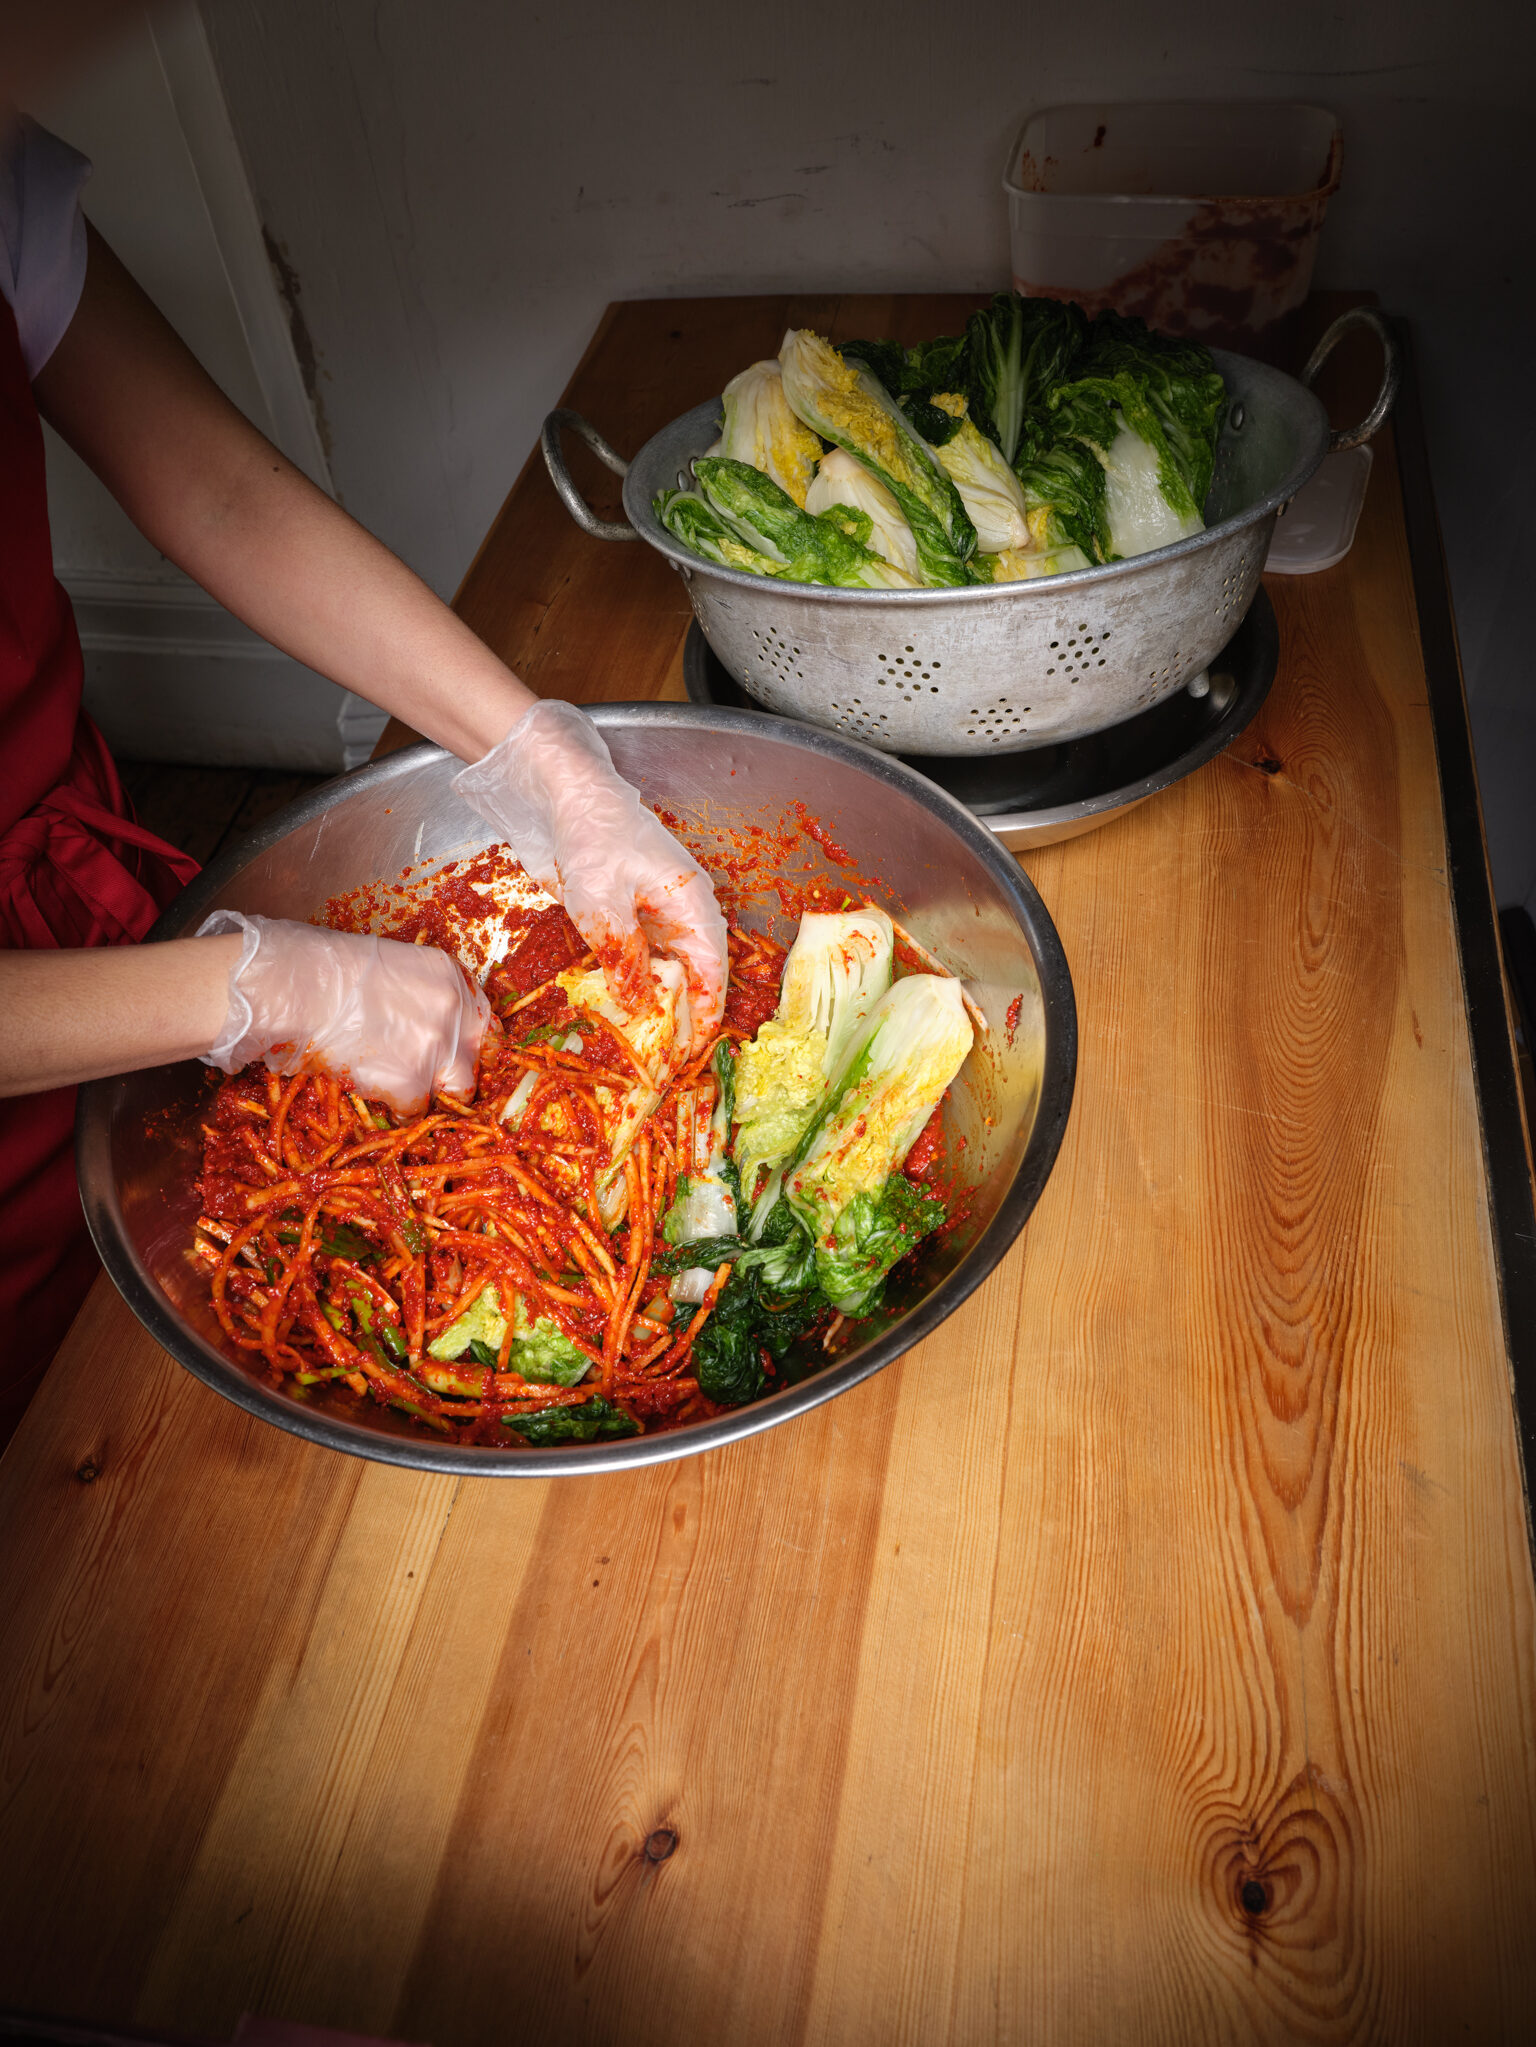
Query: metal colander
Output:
[[544, 310, 1394, 759]]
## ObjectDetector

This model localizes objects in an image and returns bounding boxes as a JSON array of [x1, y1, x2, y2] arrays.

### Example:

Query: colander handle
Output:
[[540, 409, 639, 540], [1301, 308, 1400, 454]]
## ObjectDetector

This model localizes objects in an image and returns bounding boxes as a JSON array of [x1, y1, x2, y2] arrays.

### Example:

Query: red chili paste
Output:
[[902, 1106, 946, 1185]]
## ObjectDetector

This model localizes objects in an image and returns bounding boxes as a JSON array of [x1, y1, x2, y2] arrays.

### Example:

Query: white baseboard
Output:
[[69, 576, 386, 771]]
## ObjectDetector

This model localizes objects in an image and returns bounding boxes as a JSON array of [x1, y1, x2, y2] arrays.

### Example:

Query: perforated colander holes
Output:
[[1148, 652, 1185, 686], [1044, 623, 1111, 679], [750, 625, 806, 680], [1213, 552, 1253, 624], [876, 649, 943, 697], [964, 698, 1033, 743], [751, 672, 793, 713], [827, 697, 886, 740]]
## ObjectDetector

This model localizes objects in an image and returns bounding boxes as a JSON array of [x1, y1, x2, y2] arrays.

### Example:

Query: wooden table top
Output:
[[4, 296, 1535, 2046]]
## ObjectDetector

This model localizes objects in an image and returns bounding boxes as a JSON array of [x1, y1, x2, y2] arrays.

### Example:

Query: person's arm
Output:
[[32, 224, 533, 762], [28, 225, 728, 1051], [0, 917, 488, 1110], [0, 937, 239, 1095]]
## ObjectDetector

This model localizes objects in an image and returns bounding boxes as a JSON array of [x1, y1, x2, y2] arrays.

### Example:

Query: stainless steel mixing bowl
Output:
[[76, 706, 1076, 1475]]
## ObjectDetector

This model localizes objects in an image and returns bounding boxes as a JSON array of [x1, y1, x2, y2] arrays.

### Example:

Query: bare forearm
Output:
[[0, 939, 240, 1095], [126, 435, 534, 762], [34, 227, 535, 762]]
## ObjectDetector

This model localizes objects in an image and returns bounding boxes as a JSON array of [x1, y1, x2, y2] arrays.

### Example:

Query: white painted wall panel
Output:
[[31, 10, 385, 768]]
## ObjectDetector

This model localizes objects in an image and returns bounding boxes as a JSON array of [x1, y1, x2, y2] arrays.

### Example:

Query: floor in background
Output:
[[119, 760, 328, 867]]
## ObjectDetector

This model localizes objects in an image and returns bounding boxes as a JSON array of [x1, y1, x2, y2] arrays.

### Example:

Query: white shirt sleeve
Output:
[[0, 117, 91, 379]]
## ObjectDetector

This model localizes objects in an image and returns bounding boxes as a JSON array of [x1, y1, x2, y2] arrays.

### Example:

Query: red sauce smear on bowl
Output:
[[902, 1105, 946, 1185], [790, 801, 858, 870]]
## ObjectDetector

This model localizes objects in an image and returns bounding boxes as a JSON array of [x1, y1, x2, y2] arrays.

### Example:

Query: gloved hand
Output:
[[196, 911, 490, 1114], [452, 699, 728, 1043]]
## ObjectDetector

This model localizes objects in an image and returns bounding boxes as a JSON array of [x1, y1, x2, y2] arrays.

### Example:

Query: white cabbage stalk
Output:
[[500, 1031, 584, 1129], [804, 449, 919, 578], [720, 360, 824, 507], [988, 543, 1092, 581], [555, 956, 690, 1225], [1101, 413, 1203, 556], [928, 395, 1032, 553], [778, 328, 975, 587], [785, 975, 973, 1231], [667, 1076, 738, 1304], [734, 909, 894, 1233]]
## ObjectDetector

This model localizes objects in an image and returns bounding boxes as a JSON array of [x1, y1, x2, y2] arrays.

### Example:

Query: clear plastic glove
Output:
[[196, 911, 490, 1114], [452, 699, 728, 1042]]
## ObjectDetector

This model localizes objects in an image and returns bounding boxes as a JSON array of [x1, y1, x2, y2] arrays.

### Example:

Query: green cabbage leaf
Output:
[[427, 1284, 590, 1387], [778, 328, 977, 585], [502, 1395, 639, 1445], [693, 456, 918, 589], [654, 487, 791, 578]]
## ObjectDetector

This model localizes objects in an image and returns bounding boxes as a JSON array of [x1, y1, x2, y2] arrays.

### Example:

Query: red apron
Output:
[[0, 297, 198, 1437]]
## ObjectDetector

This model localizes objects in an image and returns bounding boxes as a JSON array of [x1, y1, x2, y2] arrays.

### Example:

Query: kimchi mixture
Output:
[[195, 876, 975, 1447]]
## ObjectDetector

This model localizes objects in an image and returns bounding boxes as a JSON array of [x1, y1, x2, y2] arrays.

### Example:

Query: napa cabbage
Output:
[[427, 1284, 591, 1387], [732, 909, 894, 1235], [719, 359, 824, 506], [692, 456, 919, 589], [803, 448, 920, 579], [778, 328, 977, 585], [663, 1040, 743, 1303], [784, 975, 972, 1314], [916, 394, 1032, 554]]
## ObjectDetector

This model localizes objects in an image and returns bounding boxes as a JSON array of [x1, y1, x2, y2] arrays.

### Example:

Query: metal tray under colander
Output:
[[543, 308, 1394, 759], [683, 586, 1278, 851]]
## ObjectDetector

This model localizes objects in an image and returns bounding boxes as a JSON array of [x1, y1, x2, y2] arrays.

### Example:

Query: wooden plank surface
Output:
[[3, 297, 1535, 2045]]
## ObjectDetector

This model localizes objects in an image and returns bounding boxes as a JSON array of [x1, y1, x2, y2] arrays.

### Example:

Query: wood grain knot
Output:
[[1202, 1769, 1360, 2008], [1213, 1808, 1334, 1940], [74, 1458, 101, 1485], [1252, 752, 1283, 776], [642, 1828, 678, 1864]]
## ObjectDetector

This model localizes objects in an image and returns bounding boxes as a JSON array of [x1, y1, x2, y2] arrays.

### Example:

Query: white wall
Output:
[[42, 0, 1535, 897], [33, 5, 386, 769]]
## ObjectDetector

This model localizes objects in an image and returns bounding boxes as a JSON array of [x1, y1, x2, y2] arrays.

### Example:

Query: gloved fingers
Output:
[[562, 799, 727, 1045], [563, 847, 727, 1049], [349, 938, 491, 1111], [453, 699, 728, 1043], [557, 884, 655, 1019], [196, 912, 491, 1117], [432, 974, 491, 1101], [634, 868, 728, 1044], [452, 698, 625, 890]]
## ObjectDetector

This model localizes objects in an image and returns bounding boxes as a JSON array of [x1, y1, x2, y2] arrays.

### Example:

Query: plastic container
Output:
[[1004, 102, 1342, 350], [1264, 444, 1372, 574]]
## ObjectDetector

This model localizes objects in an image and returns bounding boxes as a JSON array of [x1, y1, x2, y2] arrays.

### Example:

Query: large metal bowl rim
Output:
[[77, 703, 1078, 1477], [621, 347, 1329, 602]]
